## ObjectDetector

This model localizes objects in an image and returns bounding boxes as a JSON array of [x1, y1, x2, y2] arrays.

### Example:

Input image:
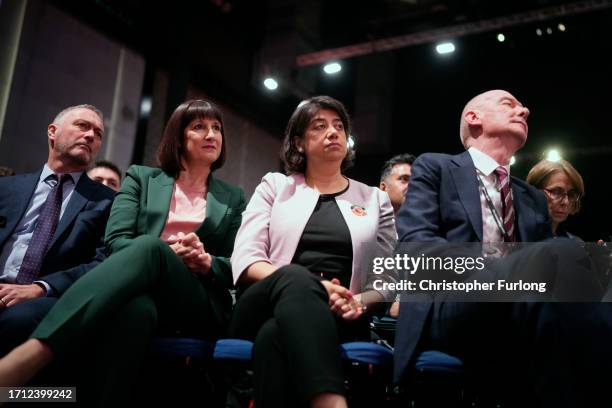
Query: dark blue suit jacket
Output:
[[0, 169, 115, 295], [393, 151, 552, 382]]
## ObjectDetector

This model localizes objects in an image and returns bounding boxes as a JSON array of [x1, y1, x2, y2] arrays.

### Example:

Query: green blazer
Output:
[[104, 165, 246, 324]]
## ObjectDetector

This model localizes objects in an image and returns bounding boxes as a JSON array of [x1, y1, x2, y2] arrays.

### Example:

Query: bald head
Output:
[[460, 90, 504, 147], [459, 89, 529, 151]]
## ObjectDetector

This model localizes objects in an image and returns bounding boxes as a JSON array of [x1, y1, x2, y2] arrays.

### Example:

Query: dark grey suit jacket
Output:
[[0, 169, 115, 295], [393, 151, 552, 382]]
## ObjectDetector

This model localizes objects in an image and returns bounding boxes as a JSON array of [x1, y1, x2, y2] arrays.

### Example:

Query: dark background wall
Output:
[[0, 0, 610, 239]]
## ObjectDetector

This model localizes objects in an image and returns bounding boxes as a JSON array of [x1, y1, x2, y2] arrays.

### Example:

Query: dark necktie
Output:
[[494, 166, 516, 243], [16, 174, 70, 284]]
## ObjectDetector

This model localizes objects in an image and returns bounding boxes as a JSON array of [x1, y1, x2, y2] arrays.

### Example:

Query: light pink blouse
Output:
[[160, 179, 207, 242]]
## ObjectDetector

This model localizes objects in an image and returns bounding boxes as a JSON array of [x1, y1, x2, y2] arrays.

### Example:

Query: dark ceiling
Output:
[[51, 0, 612, 240]]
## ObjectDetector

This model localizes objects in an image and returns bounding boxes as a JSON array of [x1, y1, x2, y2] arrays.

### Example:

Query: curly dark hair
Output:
[[156, 99, 226, 178], [281, 95, 355, 174]]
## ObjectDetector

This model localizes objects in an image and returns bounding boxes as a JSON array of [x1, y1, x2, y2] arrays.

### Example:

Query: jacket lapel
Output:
[[266, 174, 319, 265], [197, 175, 229, 240], [511, 179, 535, 242], [147, 171, 174, 238], [0, 171, 41, 246], [451, 152, 483, 241]]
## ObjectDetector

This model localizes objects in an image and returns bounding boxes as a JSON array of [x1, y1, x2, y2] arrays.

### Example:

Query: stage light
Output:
[[263, 77, 278, 91], [510, 156, 516, 166], [536, 28, 543, 36], [348, 135, 355, 149], [558, 23, 566, 32], [546, 27, 553, 35], [435, 42, 455, 55], [140, 97, 152, 117], [546, 149, 562, 162], [323, 62, 342, 75], [497, 33, 505, 43]]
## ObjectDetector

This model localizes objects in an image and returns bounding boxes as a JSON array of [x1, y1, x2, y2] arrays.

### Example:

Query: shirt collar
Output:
[[40, 163, 83, 185], [467, 147, 510, 177]]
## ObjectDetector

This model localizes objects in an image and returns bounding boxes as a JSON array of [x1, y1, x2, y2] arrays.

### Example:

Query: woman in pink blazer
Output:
[[230, 96, 396, 407]]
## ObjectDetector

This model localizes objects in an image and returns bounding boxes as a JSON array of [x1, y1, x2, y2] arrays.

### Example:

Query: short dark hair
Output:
[[156, 99, 226, 178], [380, 153, 416, 183], [92, 160, 122, 180], [281, 95, 354, 174]]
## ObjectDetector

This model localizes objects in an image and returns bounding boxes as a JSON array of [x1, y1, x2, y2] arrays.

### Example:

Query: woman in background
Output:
[[526, 159, 584, 239]]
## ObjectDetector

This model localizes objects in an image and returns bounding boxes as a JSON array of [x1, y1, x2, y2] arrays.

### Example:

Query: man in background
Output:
[[379, 153, 416, 216], [88, 160, 122, 192]]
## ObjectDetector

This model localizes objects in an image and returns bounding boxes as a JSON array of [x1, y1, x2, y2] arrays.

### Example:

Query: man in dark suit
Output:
[[393, 90, 607, 406], [0, 104, 115, 355]]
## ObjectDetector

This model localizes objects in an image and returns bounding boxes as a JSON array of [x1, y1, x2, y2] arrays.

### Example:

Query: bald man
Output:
[[393, 90, 600, 406]]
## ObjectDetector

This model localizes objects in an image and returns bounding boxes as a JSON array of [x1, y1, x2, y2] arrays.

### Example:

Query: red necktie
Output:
[[494, 167, 516, 243]]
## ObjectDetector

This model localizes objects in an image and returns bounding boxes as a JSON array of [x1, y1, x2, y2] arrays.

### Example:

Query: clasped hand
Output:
[[321, 278, 365, 321], [167, 232, 212, 276]]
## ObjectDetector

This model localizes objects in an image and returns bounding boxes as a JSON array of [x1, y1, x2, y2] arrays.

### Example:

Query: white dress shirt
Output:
[[467, 147, 512, 257]]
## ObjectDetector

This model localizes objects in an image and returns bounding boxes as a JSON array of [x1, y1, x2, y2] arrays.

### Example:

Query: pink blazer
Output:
[[231, 172, 397, 297]]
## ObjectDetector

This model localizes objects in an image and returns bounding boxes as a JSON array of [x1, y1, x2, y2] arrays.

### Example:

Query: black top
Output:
[[554, 224, 582, 242], [292, 183, 353, 288]]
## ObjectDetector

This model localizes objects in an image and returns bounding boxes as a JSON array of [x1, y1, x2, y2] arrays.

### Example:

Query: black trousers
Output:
[[427, 241, 612, 407], [0, 297, 57, 357], [229, 264, 366, 407]]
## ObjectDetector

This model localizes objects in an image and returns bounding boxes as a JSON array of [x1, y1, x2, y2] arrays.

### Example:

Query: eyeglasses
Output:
[[543, 187, 581, 204]]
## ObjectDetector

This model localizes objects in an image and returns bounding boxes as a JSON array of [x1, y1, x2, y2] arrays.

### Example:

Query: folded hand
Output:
[[322, 278, 364, 321], [167, 232, 212, 276]]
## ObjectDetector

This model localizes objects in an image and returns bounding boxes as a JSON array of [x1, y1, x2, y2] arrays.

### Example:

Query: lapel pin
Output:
[[351, 205, 367, 217]]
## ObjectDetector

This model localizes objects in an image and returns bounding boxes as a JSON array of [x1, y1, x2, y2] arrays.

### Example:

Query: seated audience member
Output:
[[379, 153, 416, 317], [0, 99, 246, 405], [394, 89, 610, 407], [0, 105, 115, 356], [526, 159, 584, 239], [379, 153, 416, 216], [88, 160, 122, 192], [528, 159, 611, 291], [0, 166, 16, 177], [229, 96, 396, 407]]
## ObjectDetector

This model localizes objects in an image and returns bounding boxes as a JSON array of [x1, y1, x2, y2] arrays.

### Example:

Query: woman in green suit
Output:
[[0, 99, 246, 401]]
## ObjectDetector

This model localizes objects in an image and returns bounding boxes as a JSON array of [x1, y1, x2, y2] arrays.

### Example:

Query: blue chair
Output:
[[212, 338, 393, 366], [414, 350, 465, 376], [340, 341, 393, 365], [151, 337, 215, 361], [145, 338, 223, 405], [213, 339, 253, 361], [213, 339, 394, 407], [150, 337, 396, 406], [402, 350, 467, 407]]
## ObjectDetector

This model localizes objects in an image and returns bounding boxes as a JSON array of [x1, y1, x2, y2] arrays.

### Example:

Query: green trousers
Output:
[[32, 235, 221, 405]]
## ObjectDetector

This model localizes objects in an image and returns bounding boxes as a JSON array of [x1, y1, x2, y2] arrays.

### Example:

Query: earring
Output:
[[298, 148, 303, 153]]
